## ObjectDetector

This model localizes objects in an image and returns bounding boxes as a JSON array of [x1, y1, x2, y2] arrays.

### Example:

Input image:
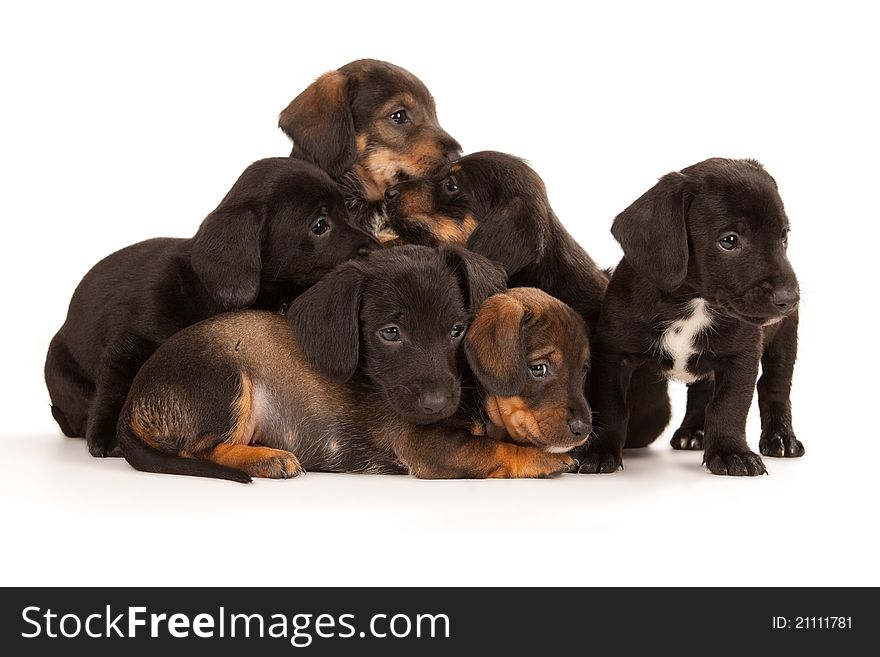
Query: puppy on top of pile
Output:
[[45, 59, 802, 481]]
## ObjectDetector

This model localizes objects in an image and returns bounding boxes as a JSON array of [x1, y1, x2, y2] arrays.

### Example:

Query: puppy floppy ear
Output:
[[191, 206, 263, 310], [466, 197, 546, 276], [464, 293, 527, 397], [286, 265, 364, 383], [611, 172, 691, 292], [279, 71, 357, 179], [441, 245, 508, 313]]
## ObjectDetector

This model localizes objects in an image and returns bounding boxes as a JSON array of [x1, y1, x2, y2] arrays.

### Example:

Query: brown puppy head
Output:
[[611, 158, 799, 325], [279, 59, 461, 202], [464, 288, 591, 453], [190, 158, 378, 311], [384, 151, 552, 275], [286, 245, 506, 425]]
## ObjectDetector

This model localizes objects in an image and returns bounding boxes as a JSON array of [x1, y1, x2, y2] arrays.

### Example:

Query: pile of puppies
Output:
[[45, 59, 803, 482]]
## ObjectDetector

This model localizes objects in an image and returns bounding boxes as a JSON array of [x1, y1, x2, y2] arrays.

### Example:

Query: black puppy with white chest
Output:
[[580, 158, 801, 476]]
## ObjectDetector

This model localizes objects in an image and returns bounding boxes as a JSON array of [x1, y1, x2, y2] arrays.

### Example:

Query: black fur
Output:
[[579, 158, 801, 476], [46, 158, 377, 457], [385, 150, 672, 448], [118, 246, 519, 481], [288, 245, 507, 424]]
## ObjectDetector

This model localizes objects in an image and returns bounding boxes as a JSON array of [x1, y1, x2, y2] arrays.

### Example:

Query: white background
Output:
[[1, 1, 877, 586]]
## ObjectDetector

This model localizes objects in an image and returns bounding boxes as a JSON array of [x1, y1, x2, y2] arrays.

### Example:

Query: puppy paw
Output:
[[577, 449, 622, 474], [529, 451, 574, 478], [245, 450, 305, 479], [670, 427, 704, 450], [704, 450, 767, 476], [553, 453, 576, 476], [759, 431, 804, 458], [88, 440, 121, 458], [491, 448, 573, 478]]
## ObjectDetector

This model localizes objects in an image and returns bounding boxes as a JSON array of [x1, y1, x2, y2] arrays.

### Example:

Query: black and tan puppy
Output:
[[580, 158, 801, 476], [119, 247, 579, 481], [279, 59, 461, 236], [46, 158, 376, 458], [384, 150, 671, 448], [464, 288, 592, 455]]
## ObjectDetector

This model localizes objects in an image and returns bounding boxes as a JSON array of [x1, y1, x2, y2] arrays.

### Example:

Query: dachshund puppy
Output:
[[580, 158, 801, 476], [384, 150, 672, 449], [279, 59, 461, 237], [464, 288, 592, 455], [46, 158, 376, 458], [118, 247, 576, 481]]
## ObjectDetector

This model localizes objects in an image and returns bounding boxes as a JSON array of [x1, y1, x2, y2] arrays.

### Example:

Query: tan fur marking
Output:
[[395, 185, 433, 216], [355, 148, 401, 201], [356, 133, 369, 153], [227, 374, 255, 445], [358, 142, 448, 200], [128, 388, 199, 452], [485, 395, 541, 442], [405, 139, 447, 167], [130, 413, 162, 450], [279, 70, 346, 134], [207, 443, 303, 479], [379, 232, 401, 247], [529, 348, 562, 367], [488, 442, 574, 478], [429, 213, 478, 245], [468, 293, 526, 386]]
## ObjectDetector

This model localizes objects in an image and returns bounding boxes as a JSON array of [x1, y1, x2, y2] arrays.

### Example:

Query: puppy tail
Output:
[[117, 417, 252, 484]]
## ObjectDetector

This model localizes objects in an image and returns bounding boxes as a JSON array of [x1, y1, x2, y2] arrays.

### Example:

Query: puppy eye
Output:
[[390, 109, 410, 125], [312, 218, 330, 236], [529, 363, 548, 379], [719, 234, 739, 251], [379, 326, 400, 342], [781, 227, 790, 244], [444, 176, 459, 194], [450, 323, 466, 339]]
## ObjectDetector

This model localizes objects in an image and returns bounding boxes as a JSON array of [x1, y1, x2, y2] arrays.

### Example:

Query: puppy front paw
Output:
[[246, 450, 305, 479], [671, 427, 704, 450], [576, 449, 622, 474], [88, 439, 122, 458], [759, 429, 804, 458], [703, 449, 767, 476], [491, 448, 573, 478]]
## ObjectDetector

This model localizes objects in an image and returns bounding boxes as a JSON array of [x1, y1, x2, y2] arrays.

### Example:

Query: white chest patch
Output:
[[659, 298, 713, 383]]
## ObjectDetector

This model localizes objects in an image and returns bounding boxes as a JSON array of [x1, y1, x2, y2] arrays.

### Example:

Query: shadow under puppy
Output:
[[118, 247, 587, 481], [581, 158, 801, 476], [279, 59, 461, 237], [384, 150, 672, 449], [45, 158, 376, 457]]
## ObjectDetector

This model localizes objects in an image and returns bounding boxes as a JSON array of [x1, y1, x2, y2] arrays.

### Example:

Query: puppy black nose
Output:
[[419, 390, 450, 414], [771, 287, 800, 312], [384, 187, 400, 202], [568, 418, 590, 438]]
